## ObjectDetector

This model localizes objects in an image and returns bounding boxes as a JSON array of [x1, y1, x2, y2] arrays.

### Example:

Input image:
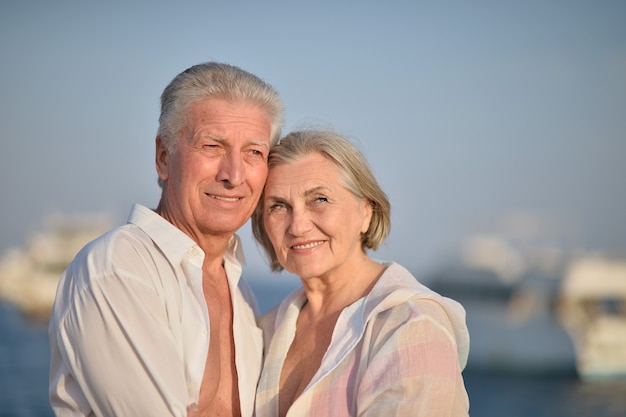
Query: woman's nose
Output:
[[287, 207, 313, 236]]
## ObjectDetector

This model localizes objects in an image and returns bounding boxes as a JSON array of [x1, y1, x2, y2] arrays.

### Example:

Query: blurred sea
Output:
[[1, 281, 626, 417]]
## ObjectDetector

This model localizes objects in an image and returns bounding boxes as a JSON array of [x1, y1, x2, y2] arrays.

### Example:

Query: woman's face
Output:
[[262, 152, 373, 281]]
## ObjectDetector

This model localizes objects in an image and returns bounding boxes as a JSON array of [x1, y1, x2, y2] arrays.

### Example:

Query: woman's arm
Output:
[[357, 299, 469, 417]]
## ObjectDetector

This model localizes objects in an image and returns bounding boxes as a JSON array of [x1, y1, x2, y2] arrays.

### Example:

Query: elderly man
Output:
[[48, 62, 284, 417]]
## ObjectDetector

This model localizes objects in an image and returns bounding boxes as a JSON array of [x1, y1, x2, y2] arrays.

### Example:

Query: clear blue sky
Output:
[[1, 1, 625, 279]]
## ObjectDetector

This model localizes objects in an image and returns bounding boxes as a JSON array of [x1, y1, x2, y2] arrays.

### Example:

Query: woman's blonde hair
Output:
[[252, 129, 391, 272]]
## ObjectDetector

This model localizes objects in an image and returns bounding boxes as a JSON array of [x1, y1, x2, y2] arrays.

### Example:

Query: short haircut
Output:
[[157, 61, 284, 153]]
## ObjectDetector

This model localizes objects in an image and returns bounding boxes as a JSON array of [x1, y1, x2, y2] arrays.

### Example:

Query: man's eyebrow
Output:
[[250, 140, 270, 149], [200, 133, 225, 142], [200, 133, 269, 148]]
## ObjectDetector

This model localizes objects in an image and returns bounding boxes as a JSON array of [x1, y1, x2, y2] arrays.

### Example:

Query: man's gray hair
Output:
[[157, 61, 284, 153]]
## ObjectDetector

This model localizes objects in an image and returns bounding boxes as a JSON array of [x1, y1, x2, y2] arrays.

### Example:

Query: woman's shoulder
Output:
[[367, 262, 470, 368]]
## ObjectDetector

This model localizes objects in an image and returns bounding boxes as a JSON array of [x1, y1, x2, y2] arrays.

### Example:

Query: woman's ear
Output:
[[361, 200, 373, 235]]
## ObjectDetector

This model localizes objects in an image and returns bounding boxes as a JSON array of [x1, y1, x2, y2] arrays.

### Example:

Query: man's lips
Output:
[[207, 193, 242, 202]]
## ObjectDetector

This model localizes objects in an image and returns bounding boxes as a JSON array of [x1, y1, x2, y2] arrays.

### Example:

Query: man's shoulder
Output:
[[67, 223, 155, 277], [80, 222, 147, 254]]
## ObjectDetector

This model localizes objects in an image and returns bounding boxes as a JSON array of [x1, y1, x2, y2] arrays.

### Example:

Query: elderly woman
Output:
[[252, 130, 470, 417]]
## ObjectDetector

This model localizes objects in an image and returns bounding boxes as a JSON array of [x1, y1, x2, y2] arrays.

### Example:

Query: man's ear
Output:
[[155, 136, 169, 182]]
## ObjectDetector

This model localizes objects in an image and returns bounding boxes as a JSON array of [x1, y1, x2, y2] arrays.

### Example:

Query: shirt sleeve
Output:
[[49, 240, 193, 416], [356, 299, 470, 417]]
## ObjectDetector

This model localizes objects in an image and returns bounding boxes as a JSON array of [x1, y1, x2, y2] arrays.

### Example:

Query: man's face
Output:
[[156, 98, 272, 241]]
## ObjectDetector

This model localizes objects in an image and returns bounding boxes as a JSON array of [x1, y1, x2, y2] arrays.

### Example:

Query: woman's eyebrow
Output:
[[303, 186, 330, 197]]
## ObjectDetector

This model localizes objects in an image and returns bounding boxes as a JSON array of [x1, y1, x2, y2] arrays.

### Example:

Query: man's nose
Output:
[[217, 152, 245, 186]]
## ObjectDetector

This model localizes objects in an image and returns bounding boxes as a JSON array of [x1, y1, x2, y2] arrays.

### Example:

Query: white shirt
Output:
[[49, 204, 263, 417], [256, 262, 470, 417]]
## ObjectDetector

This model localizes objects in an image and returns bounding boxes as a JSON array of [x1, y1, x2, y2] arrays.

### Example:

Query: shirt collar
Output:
[[126, 203, 246, 267], [277, 261, 469, 383]]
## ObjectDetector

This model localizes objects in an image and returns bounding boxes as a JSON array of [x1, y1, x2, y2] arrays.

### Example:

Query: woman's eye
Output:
[[268, 203, 286, 212]]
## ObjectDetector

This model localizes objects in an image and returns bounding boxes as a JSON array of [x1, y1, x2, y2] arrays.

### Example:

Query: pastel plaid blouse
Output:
[[255, 262, 470, 417]]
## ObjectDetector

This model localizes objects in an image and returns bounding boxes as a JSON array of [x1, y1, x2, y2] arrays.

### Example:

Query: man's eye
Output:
[[249, 149, 266, 159]]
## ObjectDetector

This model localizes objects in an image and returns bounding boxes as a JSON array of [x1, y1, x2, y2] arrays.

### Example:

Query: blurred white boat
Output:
[[0, 213, 112, 320], [426, 234, 577, 375], [557, 256, 626, 381], [428, 266, 578, 375]]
